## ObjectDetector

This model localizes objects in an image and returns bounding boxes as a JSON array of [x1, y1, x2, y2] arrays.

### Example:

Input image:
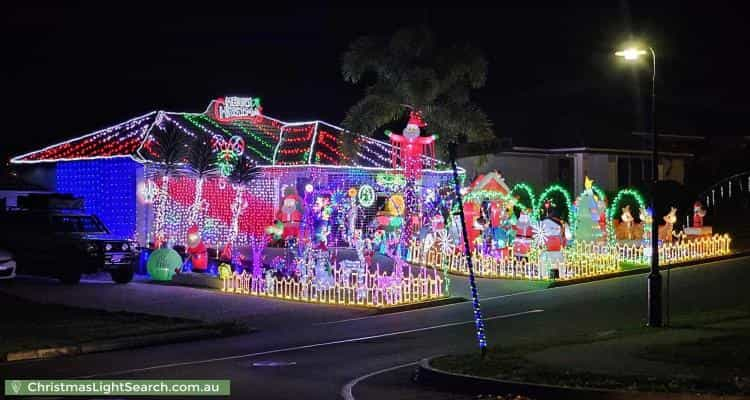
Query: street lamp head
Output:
[[615, 48, 647, 61]]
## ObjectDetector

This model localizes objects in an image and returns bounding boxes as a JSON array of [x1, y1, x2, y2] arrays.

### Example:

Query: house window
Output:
[[617, 157, 653, 188]]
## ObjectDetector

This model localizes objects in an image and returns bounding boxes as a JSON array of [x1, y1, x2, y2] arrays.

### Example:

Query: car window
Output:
[[50, 215, 107, 233]]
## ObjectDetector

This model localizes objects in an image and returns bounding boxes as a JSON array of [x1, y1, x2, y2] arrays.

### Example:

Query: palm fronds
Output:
[[340, 25, 494, 144], [187, 130, 216, 179], [148, 123, 189, 175], [229, 156, 261, 187]]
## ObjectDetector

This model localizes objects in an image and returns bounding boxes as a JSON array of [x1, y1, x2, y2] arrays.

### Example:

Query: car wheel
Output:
[[59, 271, 82, 284], [110, 264, 135, 284]]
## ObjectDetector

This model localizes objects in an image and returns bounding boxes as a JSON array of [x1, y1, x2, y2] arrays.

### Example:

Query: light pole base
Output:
[[647, 271, 663, 327]]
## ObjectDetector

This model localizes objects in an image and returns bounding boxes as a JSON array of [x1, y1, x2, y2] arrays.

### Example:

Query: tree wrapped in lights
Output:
[[186, 130, 216, 229], [146, 121, 189, 247], [228, 156, 260, 246], [248, 234, 267, 290]]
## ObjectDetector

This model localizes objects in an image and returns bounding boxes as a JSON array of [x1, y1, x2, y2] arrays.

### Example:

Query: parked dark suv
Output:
[[0, 194, 138, 284]]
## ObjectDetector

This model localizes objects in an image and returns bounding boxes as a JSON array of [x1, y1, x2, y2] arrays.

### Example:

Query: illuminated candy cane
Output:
[[212, 135, 246, 176]]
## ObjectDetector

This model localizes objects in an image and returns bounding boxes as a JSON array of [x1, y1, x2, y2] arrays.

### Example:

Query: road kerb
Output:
[[3, 328, 224, 363], [415, 356, 743, 400]]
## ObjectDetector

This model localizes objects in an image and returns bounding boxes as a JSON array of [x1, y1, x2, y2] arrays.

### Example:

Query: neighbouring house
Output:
[[456, 132, 696, 195], [0, 173, 53, 209]]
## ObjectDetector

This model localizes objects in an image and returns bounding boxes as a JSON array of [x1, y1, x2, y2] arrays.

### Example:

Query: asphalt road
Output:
[[1, 256, 749, 399]]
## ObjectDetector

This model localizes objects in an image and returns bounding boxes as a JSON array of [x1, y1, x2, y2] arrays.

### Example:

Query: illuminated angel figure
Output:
[[385, 110, 436, 178], [212, 135, 245, 176]]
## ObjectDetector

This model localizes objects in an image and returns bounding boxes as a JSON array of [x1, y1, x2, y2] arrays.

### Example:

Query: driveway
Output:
[[0, 272, 544, 328]]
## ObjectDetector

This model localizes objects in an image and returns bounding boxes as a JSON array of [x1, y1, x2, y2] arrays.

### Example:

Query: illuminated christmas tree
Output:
[[574, 177, 606, 242]]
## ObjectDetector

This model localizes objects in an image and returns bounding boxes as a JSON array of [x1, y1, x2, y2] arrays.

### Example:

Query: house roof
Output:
[[468, 171, 510, 194], [11, 99, 449, 171], [457, 132, 695, 159]]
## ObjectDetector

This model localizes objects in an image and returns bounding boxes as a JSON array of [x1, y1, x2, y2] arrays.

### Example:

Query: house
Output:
[[11, 97, 459, 249], [456, 132, 695, 195]]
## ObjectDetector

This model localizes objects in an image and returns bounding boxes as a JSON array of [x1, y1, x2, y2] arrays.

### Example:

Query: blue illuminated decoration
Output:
[[56, 159, 140, 238]]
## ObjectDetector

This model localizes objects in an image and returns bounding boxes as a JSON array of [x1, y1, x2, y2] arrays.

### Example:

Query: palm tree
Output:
[[227, 156, 261, 246], [147, 122, 189, 245], [186, 130, 216, 227], [341, 25, 493, 154]]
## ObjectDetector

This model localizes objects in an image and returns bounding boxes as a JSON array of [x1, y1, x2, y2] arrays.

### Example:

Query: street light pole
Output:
[[616, 45, 662, 327], [646, 47, 662, 328]]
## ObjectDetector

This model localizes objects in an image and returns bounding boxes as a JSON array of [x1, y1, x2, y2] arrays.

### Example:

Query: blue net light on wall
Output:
[[56, 158, 140, 239]]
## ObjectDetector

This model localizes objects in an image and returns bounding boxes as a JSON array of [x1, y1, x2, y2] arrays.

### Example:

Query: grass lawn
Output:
[[0, 292, 245, 355], [432, 309, 750, 395], [619, 261, 647, 272]]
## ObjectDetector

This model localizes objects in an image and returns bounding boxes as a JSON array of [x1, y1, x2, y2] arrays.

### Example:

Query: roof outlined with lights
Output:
[[11, 99, 451, 172]]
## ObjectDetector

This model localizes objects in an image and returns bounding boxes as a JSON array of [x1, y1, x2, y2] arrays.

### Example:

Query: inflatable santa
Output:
[[513, 211, 534, 257], [277, 187, 303, 239], [385, 110, 436, 178], [186, 225, 208, 272], [684, 201, 712, 238]]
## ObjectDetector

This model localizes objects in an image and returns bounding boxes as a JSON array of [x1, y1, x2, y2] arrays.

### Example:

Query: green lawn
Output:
[[0, 292, 245, 355], [432, 309, 750, 395], [619, 260, 648, 272]]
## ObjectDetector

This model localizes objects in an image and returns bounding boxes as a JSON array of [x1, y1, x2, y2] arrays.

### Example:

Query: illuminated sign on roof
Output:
[[214, 96, 262, 121]]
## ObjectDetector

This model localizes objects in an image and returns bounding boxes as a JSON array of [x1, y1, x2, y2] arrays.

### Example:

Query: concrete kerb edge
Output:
[[3, 327, 223, 363], [416, 356, 739, 400]]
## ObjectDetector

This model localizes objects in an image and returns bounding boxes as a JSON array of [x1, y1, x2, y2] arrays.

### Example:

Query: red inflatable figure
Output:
[[463, 202, 483, 251], [187, 225, 208, 272], [386, 110, 436, 178], [489, 200, 504, 228], [693, 201, 706, 228], [277, 187, 304, 239]]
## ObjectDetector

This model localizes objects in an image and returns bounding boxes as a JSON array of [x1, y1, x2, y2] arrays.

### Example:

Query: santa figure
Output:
[[513, 210, 534, 257], [693, 201, 706, 228], [186, 225, 208, 272], [685, 201, 712, 238], [277, 187, 304, 239], [431, 213, 445, 232], [462, 202, 483, 251], [385, 110, 437, 178]]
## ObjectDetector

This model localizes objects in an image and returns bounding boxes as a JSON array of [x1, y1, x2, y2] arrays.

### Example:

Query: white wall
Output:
[[458, 153, 551, 189]]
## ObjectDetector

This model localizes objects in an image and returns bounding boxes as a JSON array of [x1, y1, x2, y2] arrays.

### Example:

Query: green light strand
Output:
[[234, 123, 275, 150], [509, 183, 536, 211], [591, 185, 607, 203], [534, 184, 575, 234], [185, 114, 271, 162]]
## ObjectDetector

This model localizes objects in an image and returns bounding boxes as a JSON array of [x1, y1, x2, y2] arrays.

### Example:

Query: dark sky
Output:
[[2, 3, 748, 165]]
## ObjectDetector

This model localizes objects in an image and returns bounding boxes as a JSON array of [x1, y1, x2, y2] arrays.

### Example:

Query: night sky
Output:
[[2, 3, 748, 167]]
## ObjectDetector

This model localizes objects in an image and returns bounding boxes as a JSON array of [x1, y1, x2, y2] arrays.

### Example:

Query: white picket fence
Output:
[[221, 265, 446, 308], [407, 234, 732, 281]]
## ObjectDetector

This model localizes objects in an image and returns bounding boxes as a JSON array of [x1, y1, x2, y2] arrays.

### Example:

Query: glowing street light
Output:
[[615, 44, 662, 328], [615, 48, 647, 60]]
